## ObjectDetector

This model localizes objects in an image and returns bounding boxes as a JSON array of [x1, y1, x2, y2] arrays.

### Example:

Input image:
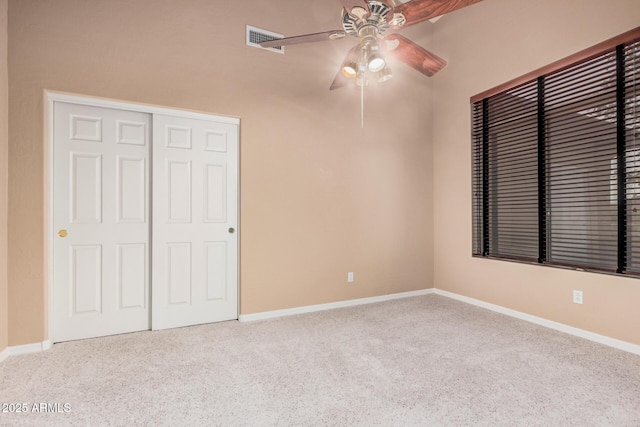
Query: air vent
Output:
[[246, 25, 284, 54]]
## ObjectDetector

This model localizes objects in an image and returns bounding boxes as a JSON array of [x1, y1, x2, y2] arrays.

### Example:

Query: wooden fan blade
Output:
[[393, 0, 484, 27], [259, 30, 346, 48], [340, 0, 370, 15], [383, 34, 447, 77], [330, 45, 359, 91]]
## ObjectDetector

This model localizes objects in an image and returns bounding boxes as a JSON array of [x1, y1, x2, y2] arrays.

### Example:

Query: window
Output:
[[472, 28, 640, 276]]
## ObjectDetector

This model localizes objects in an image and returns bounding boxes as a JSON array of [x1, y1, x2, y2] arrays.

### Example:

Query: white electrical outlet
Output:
[[573, 290, 583, 304], [347, 272, 354, 283]]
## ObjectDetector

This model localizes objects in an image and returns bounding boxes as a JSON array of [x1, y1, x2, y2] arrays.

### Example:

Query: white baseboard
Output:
[[0, 340, 53, 362], [239, 289, 435, 322], [3, 289, 637, 362], [434, 289, 640, 356]]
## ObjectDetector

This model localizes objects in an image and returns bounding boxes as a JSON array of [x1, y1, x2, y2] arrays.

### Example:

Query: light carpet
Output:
[[1, 294, 639, 426]]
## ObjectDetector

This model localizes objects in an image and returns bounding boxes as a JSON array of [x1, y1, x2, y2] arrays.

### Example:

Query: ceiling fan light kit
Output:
[[367, 52, 386, 73], [342, 62, 358, 78], [257, 0, 484, 91], [377, 66, 393, 83], [344, 39, 390, 86], [341, 4, 392, 86], [341, 47, 360, 78]]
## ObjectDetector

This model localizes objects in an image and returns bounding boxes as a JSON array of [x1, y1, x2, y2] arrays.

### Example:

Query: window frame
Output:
[[471, 26, 640, 277]]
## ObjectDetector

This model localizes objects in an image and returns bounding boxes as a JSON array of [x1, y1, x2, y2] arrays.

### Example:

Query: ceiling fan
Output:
[[259, 0, 484, 90]]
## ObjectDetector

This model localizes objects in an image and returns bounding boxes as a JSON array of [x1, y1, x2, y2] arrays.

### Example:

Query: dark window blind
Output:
[[471, 30, 640, 277], [545, 51, 618, 271], [626, 40, 640, 272], [472, 103, 484, 255], [486, 83, 539, 261]]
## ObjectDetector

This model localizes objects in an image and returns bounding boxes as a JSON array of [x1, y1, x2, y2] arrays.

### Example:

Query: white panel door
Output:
[[53, 102, 151, 342], [152, 114, 238, 330]]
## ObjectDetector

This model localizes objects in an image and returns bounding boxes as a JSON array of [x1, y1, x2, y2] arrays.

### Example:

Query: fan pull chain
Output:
[[361, 84, 365, 129]]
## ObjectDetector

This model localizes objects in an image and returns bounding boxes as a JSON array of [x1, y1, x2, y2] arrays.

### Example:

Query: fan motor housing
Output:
[[342, 1, 392, 38]]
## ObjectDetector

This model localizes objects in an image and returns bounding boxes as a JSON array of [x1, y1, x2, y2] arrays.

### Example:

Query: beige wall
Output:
[[6, 0, 434, 345], [0, 0, 8, 354], [433, 0, 640, 345]]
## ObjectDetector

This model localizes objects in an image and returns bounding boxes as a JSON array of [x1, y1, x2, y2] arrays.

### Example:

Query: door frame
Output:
[[46, 91, 241, 342]]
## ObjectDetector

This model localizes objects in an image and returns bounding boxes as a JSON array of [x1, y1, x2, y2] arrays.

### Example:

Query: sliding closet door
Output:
[[151, 114, 238, 330], [53, 102, 151, 342]]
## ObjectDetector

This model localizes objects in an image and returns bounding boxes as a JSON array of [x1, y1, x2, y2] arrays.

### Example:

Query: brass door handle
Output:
[[58, 229, 68, 238], [228, 227, 235, 234]]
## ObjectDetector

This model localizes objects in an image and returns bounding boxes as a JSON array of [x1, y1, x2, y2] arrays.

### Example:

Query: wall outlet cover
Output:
[[573, 290, 583, 304]]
